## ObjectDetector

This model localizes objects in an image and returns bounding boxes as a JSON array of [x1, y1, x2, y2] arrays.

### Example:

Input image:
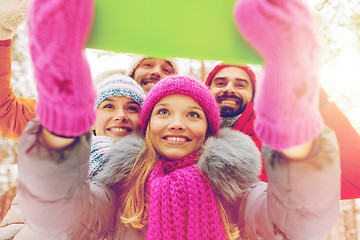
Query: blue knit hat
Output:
[[95, 73, 146, 108]]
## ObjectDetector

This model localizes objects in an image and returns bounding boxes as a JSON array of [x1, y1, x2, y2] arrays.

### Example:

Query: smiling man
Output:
[[205, 63, 261, 149], [204, 63, 265, 180], [208, 65, 253, 118], [126, 55, 179, 94]]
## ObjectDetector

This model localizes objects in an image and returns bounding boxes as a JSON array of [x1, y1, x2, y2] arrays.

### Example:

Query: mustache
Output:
[[216, 93, 242, 102], [144, 76, 160, 81], [140, 77, 160, 85]]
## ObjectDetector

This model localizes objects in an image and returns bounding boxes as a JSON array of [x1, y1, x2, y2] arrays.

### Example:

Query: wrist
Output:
[[281, 140, 314, 160], [41, 127, 76, 150], [0, 39, 12, 46], [0, 31, 14, 41]]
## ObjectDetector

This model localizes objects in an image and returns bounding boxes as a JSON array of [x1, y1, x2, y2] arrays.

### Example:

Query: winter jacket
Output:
[[0, 39, 38, 239], [319, 88, 360, 199], [0, 39, 37, 142], [230, 101, 267, 181], [16, 118, 340, 239], [0, 196, 41, 240]]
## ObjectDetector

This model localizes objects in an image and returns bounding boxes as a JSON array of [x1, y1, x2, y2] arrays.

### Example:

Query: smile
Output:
[[145, 82, 155, 87], [220, 99, 238, 105], [163, 136, 190, 142], [141, 79, 158, 87], [108, 127, 132, 133]]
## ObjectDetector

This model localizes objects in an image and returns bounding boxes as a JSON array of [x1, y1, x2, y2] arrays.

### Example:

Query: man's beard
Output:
[[218, 96, 246, 117]]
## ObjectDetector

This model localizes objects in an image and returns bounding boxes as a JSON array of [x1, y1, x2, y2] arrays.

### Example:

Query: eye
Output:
[[156, 108, 169, 115], [162, 68, 172, 74], [187, 112, 200, 118], [235, 82, 245, 88], [214, 80, 227, 87], [127, 105, 140, 113], [102, 103, 115, 109]]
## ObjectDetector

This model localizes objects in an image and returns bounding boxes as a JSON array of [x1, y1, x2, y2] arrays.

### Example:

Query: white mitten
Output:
[[0, 0, 30, 40]]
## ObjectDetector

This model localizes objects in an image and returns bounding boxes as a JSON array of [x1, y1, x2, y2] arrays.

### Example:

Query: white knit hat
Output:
[[125, 55, 179, 79]]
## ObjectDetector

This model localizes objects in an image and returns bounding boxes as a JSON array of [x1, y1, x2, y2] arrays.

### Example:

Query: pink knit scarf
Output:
[[146, 153, 227, 240]]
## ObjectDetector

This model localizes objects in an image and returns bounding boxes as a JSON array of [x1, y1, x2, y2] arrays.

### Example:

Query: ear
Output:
[[91, 126, 96, 136]]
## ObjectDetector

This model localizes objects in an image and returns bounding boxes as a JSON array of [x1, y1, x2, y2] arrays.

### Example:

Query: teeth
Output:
[[110, 127, 128, 132], [221, 100, 237, 105], [147, 82, 155, 87], [166, 136, 187, 142]]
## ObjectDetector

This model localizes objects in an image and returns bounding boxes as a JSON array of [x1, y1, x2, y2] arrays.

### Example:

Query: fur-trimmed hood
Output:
[[93, 128, 261, 203]]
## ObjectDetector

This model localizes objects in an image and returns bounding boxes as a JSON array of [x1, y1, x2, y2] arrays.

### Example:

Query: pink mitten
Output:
[[28, 0, 96, 137], [234, 0, 323, 150]]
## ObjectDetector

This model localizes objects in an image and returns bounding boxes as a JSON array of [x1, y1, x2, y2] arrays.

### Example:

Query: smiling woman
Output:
[[149, 94, 208, 160], [92, 73, 146, 141]]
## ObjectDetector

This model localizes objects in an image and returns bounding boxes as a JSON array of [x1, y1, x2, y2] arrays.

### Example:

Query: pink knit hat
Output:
[[141, 75, 220, 136]]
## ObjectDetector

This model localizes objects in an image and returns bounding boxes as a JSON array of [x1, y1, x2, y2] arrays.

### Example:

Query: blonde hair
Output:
[[120, 124, 238, 239], [216, 198, 240, 240], [120, 125, 157, 229]]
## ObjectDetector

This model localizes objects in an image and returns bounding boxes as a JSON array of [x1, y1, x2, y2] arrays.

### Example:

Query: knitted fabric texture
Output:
[[146, 153, 227, 240], [95, 73, 146, 108], [220, 114, 241, 128], [28, 0, 96, 137], [141, 75, 220, 136], [0, 0, 29, 40], [234, 0, 323, 150], [204, 63, 257, 98], [88, 135, 114, 179], [126, 55, 179, 79]]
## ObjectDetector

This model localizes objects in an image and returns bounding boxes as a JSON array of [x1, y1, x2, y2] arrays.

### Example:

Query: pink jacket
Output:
[[17, 119, 340, 239]]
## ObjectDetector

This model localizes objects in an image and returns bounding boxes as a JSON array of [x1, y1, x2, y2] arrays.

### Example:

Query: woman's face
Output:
[[92, 96, 141, 141], [149, 94, 208, 160]]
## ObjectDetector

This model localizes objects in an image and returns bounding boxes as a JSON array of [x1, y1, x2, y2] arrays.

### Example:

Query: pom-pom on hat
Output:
[[141, 75, 220, 136], [95, 73, 146, 108]]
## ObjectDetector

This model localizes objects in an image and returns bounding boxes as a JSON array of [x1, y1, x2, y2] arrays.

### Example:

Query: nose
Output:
[[223, 81, 235, 94], [113, 109, 128, 122], [150, 65, 162, 79], [168, 115, 185, 131]]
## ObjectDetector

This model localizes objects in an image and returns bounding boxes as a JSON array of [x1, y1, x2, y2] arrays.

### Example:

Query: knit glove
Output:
[[234, 0, 323, 150], [28, 0, 96, 137], [0, 0, 29, 40]]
